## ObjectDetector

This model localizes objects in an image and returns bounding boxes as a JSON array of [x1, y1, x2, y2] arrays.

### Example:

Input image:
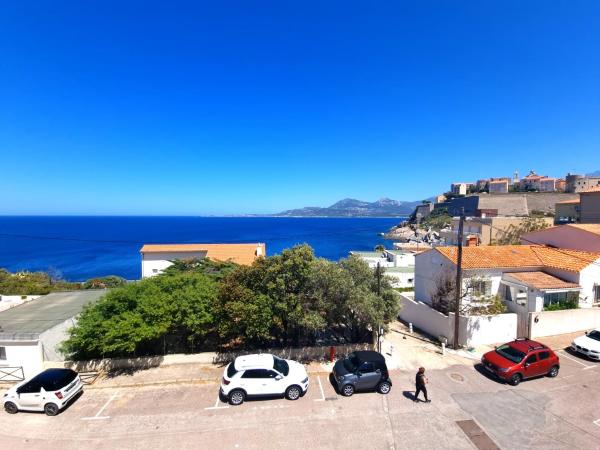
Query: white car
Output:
[[571, 329, 600, 361], [220, 354, 309, 405], [3, 368, 83, 416]]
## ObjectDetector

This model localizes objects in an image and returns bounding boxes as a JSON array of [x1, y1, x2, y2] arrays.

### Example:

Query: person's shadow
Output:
[[402, 390, 418, 401]]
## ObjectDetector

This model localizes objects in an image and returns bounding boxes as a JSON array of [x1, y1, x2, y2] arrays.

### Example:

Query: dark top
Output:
[[416, 372, 426, 388]]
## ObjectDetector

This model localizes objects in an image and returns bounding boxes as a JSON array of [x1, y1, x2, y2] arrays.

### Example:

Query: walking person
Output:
[[414, 367, 431, 403]]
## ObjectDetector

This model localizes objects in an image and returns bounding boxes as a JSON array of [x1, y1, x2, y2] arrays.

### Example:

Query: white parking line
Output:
[[315, 376, 326, 401], [558, 350, 594, 368], [204, 394, 229, 410], [594, 419, 600, 427], [82, 392, 118, 420]]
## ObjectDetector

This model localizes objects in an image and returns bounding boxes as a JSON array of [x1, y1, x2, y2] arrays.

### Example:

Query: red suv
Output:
[[481, 339, 560, 386]]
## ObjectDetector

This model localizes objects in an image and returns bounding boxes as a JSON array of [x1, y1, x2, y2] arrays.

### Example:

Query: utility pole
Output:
[[454, 208, 465, 350], [376, 262, 382, 353]]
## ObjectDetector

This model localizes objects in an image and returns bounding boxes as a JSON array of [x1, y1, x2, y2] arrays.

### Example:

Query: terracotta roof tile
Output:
[[556, 199, 580, 204], [433, 245, 600, 272], [505, 271, 580, 290], [140, 243, 265, 265]]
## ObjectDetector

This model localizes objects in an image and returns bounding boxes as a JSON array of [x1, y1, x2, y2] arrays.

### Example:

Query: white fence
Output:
[[529, 308, 600, 338], [399, 294, 517, 347]]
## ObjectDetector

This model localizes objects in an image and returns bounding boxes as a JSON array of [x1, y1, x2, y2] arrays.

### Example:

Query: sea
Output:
[[0, 216, 402, 281]]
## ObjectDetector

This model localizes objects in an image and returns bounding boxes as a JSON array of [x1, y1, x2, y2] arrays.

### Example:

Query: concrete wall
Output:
[[0, 340, 43, 378], [0, 295, 40, 312], [529, 308, 600, 338], [580, 194, 600, 224], [39, 317, 78, 361], [399, 294, 517, 346], [45, 343, 374, 372], [449, 313, 518, 347], [523, 226, 600, 252]]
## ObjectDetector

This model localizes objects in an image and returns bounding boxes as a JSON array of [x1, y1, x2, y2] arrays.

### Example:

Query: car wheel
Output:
[[548, 365, 559, 378], [285, 385, 302, 401], [342, 384, 355, 397], [508, 373, 522, 386], [44, 403, 59, 416], [4, 402, 18, 414], [228, 389, 245, 406], [377, 381, 392, 395]]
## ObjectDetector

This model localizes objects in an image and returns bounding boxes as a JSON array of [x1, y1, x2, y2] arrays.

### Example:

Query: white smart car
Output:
[[571, 329, 600, 361], [220, 354, 309, 405], [3, 368, 83, 416]]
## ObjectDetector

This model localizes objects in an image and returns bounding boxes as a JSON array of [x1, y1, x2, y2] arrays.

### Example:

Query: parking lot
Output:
[[1, 349, 600, 450]]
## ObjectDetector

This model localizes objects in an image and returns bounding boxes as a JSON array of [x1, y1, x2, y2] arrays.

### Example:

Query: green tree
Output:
[[61, 272, 218, 359]]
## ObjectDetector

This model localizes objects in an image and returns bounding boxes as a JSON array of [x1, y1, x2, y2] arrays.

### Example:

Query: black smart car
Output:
[[331, 351, 391, 396]]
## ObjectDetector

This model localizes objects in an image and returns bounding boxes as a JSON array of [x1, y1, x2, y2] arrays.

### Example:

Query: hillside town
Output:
[[1, 170, 600, 448]]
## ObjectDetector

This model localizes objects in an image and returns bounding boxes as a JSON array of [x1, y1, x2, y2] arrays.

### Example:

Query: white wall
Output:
[[142, 251, 208, 278], [414, 250, 456, 305], [451, 313, 518, 347], [0, 295, 40, 312], [399, 294, 450, 340], [399, 294, 517, 346], [529, 308, 600, 338], [0, 341, 43, 378]]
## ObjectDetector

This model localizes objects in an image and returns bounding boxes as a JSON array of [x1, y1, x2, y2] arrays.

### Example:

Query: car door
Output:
[[536, 350, 552, 375], [522, 353, 544, 378], [261, 370, 285, 395], [355, 362, 380, 390], [17, 381, 43, 409], [239, 369, 264, 395]]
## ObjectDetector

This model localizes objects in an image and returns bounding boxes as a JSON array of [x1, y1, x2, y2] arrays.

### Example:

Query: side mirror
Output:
[[275, 375, 283, 381], [524, 363, 530, 368]]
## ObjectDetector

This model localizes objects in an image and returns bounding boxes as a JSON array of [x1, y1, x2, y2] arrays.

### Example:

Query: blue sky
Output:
[[1, 1, 599, 215]]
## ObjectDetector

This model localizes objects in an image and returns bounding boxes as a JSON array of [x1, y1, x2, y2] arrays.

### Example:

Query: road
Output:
[[1, 350, 599, 449]]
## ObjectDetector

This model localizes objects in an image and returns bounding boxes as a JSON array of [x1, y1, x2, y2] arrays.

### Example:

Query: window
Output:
[[471, 278, 492, 297], [0, 347, 5, 360], [152, 269, 158, 273], [538, 351, 550, 361], [359, 362, 375, 373], [18, 381, 41, 394], [594, 285, 600, 302], [241, 369, 272, 379], [525, 354, 537, 365], [544, 292, 568, 307]]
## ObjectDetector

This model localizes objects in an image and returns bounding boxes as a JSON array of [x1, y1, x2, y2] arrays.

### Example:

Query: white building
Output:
[[349, 249, 416, 288], [140, 243, 266, 278], [415, 245, 600, 312], [0, 290, 106, 378]]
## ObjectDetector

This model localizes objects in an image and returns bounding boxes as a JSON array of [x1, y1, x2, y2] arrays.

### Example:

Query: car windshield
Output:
[[587, 330, 600, 342], [273, 356, 289, 376], [343, 354, 360, 372], [495, 344, 526, 364]]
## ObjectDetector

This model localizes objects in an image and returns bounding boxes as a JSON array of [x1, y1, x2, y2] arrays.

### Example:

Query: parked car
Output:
[[3, 368, 83, 416], [331, 350, 392, 396], [481, 338, 560, 386], [571, 329, 600, 360], [220, 354, 309, 406]]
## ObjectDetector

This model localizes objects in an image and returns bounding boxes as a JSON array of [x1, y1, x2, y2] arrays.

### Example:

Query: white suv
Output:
[[3, 368, 83, 416], [220, 354, 309, 405]]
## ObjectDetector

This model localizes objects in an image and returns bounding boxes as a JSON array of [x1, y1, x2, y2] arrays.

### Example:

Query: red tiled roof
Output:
[[140, 243, 265, 265], [505, 271, 580, 290], [433, 245, 600, 272]]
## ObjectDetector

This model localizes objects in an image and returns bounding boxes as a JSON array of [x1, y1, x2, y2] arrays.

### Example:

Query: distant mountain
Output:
[[275, 198, 421, 217], [587, 170, 600, 177]]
